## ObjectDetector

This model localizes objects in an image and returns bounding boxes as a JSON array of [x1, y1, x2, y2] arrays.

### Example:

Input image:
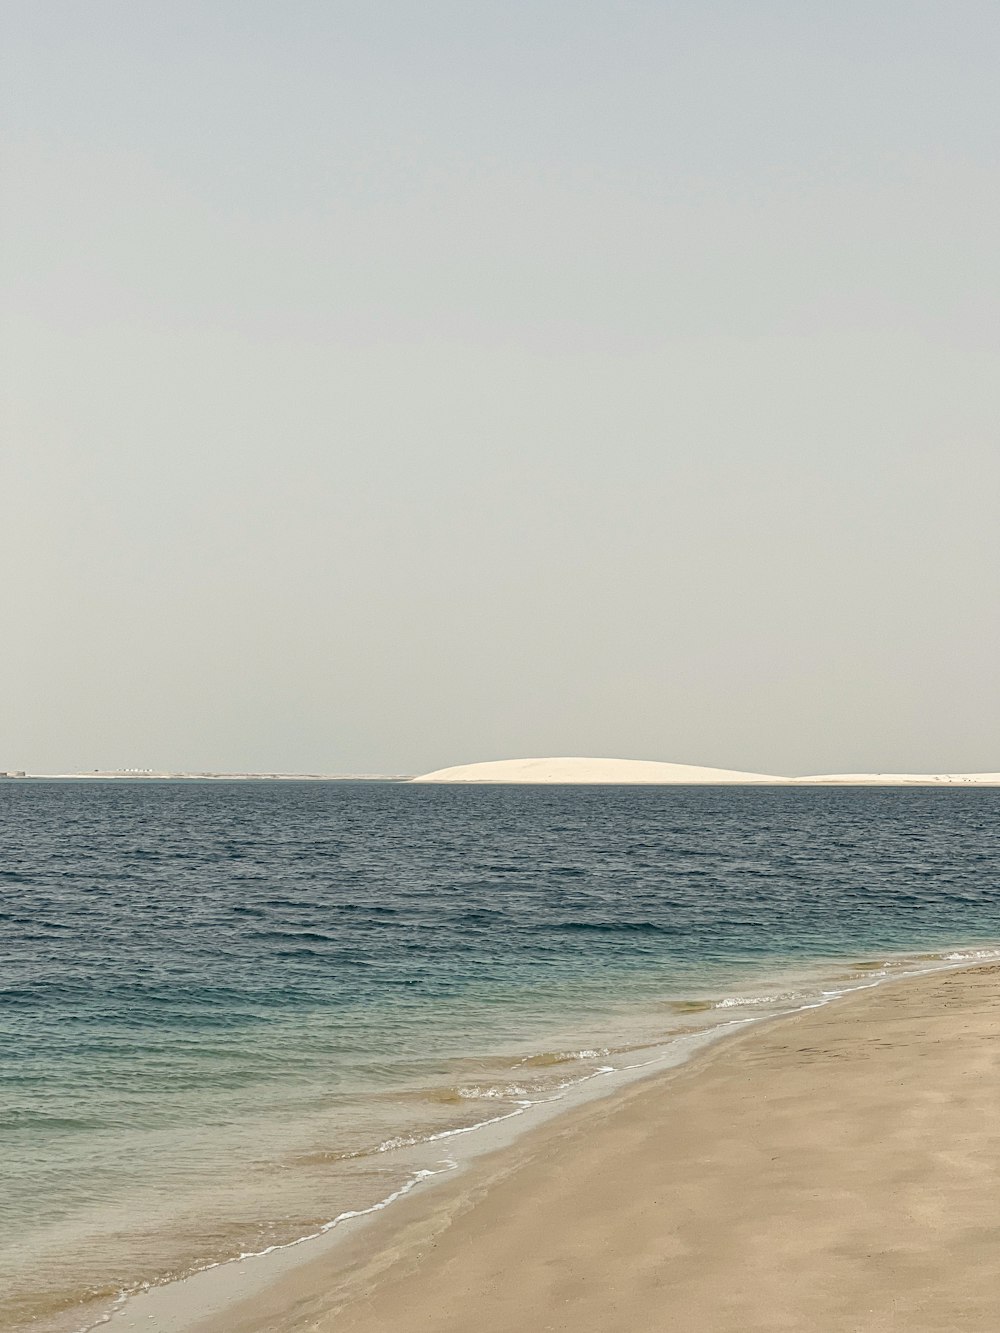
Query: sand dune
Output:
[[412, 757, 785, 784], [412, 757, 1000, 785]]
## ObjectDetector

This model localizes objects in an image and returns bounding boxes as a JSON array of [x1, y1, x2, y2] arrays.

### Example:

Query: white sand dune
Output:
[[412, 758, 1000, 786], [411, 757, 786, 784]]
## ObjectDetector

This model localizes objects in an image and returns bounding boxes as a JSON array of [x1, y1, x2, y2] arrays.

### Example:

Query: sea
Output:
[[2, 779, 999, 1332]]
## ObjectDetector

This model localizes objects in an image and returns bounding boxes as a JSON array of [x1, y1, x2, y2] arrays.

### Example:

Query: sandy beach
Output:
[[125, 962, 1000, 1333]]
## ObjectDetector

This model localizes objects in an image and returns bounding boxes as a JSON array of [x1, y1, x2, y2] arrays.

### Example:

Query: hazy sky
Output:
[[3, 2, 998, 775]]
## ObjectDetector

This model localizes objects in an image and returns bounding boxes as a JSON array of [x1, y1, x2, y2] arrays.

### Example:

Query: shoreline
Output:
[[102, 955, 1000, 1332]]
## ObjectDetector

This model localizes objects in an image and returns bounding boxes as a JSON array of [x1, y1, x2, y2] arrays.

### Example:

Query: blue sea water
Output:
[[2, 779, 999, 1331]]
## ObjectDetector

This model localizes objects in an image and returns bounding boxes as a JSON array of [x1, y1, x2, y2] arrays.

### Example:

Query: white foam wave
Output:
[[458, 1083, 530, 1099], [714, 990, 802, 1008]]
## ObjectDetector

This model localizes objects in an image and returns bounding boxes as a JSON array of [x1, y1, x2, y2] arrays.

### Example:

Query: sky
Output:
[[2, 1, 998, 776]]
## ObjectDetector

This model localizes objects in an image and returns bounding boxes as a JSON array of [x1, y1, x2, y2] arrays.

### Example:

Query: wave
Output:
[[551, 920, 676, 934]]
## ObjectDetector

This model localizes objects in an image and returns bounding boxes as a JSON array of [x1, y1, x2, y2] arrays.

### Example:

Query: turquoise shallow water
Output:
[[2, 780, 999, 1331]]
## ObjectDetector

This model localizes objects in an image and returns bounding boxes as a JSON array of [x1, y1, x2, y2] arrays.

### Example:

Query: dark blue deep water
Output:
[[1, 780, 999, 1329]]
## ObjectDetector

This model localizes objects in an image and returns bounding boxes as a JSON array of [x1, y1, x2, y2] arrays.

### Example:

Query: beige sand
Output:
[[412, 756, 1000, 784], [180, 964, 1000, 1333]]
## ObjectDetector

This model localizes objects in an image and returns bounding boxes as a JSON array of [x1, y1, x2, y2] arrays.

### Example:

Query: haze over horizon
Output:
[[3, 2, 998, 777]]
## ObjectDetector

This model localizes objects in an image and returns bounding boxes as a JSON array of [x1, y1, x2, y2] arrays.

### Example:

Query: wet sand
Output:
[[121, 964, 1000, 1332]]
